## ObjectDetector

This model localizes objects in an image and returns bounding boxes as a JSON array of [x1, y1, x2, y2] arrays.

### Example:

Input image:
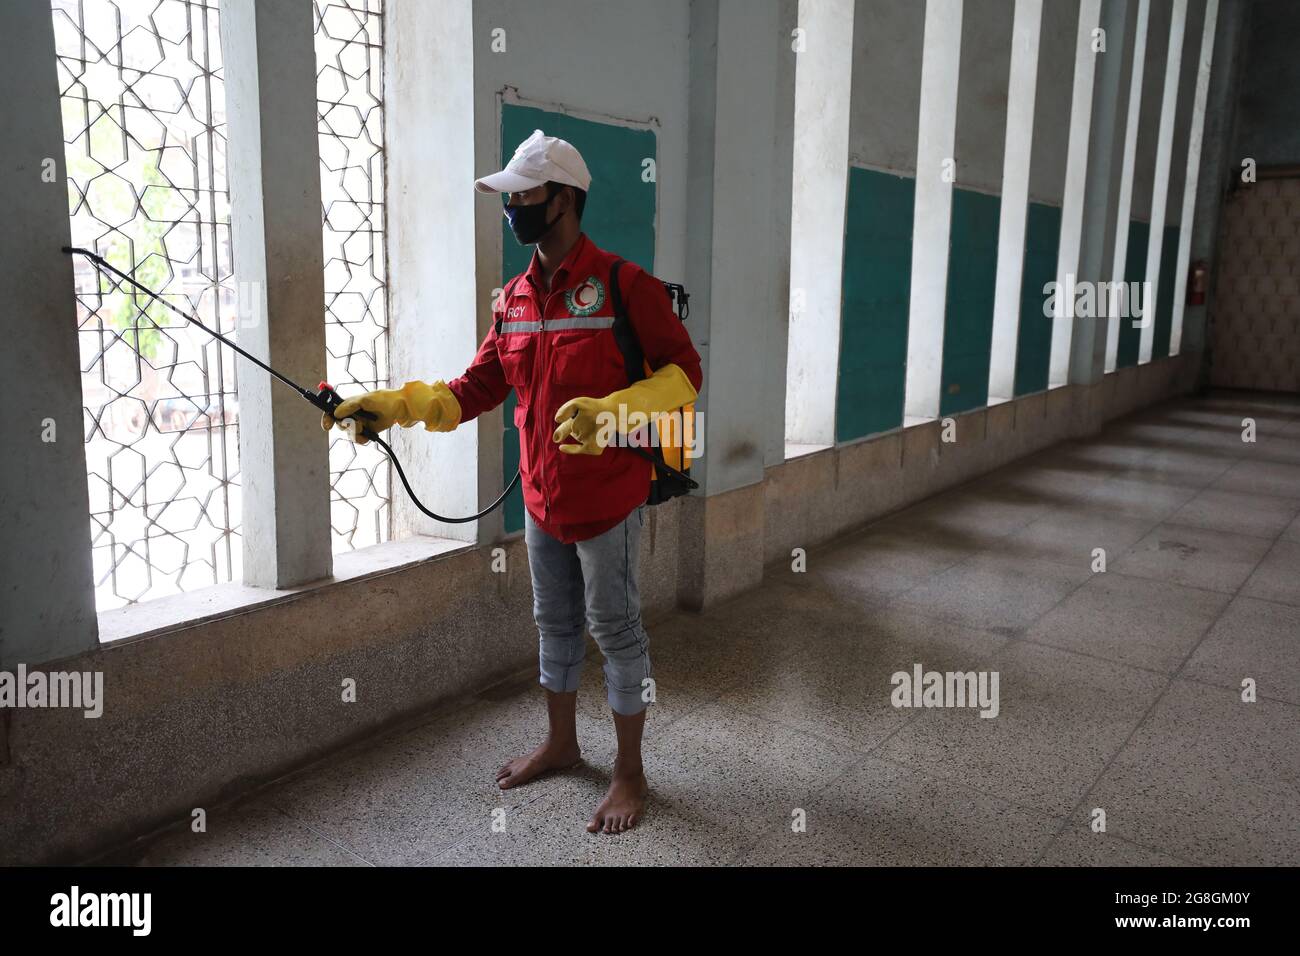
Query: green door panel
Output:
[[940, 188, 1001, 416], [1013, 201, 1061, 396], [836, 167, 915, 442]]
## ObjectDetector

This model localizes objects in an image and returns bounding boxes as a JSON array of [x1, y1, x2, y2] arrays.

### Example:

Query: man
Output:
[[323, 130, 702, 834]]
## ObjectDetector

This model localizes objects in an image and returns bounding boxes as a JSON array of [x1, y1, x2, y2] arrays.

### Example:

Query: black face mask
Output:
[[504, 188, 561, 245]]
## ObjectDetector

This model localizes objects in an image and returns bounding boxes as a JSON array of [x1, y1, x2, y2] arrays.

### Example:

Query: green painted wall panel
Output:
[[940, 188, 1001, 416], [499, 104, 657, 532], [1116, 219, 1149, 369], [835, 167, 915, 442], [1152, 224, 1180, 359], [1013, 201, 1061, 396]]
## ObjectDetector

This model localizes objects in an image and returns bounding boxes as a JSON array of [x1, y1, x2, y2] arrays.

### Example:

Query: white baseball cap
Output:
[[474, 129, 592, 194]]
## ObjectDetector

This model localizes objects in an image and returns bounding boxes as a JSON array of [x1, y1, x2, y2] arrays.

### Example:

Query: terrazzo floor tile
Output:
[[1240, 539, 1300, 607], [433, 764, 752, 867], [806, 526, 980, 607], [736, 756, 1061, 866], [877, 641, 1168, 815], [1212, 459, 1300, 498], [1183, 596, 1300, 704], [1080, 680, 1300, 865], [637, 703, 862, 832], [128, 800, 369, 867], [1078, 476, 1200, 521], [1023, 573, 1230, 673], [1166, 488, 1300, 539], [873, 485, 1054, 543], [1037, 830, 1192, 867], [1001, 506, 1155, 569], [890, 552, 1092, 632], [115, 393, 1300, 868], [716, 606, 1008, 752], [259, 699, 610, 865], [1112, 523, 1274, 593], [978, 460, 1113, 504]]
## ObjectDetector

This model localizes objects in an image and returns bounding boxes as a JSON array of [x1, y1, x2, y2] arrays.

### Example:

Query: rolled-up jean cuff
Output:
[[539, 664, 582, 694], [608, 687, 647, 716]]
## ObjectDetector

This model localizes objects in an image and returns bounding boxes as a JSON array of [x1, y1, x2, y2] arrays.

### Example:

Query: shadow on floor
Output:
[[112, 391, 1300, 866]]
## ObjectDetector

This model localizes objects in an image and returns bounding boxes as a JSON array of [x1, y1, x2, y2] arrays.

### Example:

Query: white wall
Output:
[[787, 0, 854, 449], [848, 0, 925, 172]]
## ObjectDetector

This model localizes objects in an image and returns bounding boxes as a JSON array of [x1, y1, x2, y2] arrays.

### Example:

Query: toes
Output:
[[586, 814, 603, 833]]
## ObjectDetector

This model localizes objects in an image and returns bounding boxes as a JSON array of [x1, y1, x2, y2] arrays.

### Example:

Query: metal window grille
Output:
[[315, 0, 391, 552], [54, 0, 239, 610]]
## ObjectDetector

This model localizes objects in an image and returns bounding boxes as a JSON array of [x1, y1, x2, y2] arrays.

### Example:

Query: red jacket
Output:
[[447, 234, 703, 543]]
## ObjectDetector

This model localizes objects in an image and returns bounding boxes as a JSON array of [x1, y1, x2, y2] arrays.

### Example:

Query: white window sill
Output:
[[97, 535, 473, 647], [784, 441, 833, 461]]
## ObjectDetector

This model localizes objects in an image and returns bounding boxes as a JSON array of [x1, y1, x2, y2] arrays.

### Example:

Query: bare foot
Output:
[[495, 738, 581, 790], [587, 766, 648, 834]]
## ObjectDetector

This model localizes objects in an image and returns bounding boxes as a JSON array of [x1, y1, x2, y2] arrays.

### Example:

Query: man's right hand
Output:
[[321, 380, 462, 444]]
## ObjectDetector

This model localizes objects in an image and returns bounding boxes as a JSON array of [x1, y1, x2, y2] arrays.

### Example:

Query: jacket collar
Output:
[[524, 232, 593, 297]]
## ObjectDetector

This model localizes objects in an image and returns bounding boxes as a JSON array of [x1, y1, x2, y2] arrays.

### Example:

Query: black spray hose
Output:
[[62, 246, 519, 524], [370, 429, 521, 524]]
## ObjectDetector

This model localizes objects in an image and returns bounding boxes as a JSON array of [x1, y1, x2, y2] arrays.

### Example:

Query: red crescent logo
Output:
[[574, 284, 595, 308]]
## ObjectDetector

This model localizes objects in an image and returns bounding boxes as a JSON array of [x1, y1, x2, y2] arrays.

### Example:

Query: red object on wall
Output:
[[1187, 259, 1207, 305]]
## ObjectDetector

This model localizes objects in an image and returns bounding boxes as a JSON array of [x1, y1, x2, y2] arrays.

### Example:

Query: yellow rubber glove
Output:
[[321, 380, 461, 445], [552, 363, 697, 456]]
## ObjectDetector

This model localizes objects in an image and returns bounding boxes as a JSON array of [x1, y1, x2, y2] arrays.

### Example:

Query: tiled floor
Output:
[[121, 392, 1300, 866]]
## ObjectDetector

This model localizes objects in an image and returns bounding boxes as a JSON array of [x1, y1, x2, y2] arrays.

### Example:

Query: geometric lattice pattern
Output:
[[315, 0, 391, 551], [1209, 177, 1300, 393], [53, 0, 241, 610]]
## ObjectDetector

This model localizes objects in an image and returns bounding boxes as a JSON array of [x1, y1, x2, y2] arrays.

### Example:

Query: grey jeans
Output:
[[523, 505, 651, 715]]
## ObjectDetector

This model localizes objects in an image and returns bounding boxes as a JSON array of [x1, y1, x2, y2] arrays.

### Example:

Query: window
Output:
[[315, 0, 391, 552], [54, 0, 239, 610]]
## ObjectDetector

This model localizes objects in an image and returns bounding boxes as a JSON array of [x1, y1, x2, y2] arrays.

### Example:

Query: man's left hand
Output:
[[553, 397, 609, 455]]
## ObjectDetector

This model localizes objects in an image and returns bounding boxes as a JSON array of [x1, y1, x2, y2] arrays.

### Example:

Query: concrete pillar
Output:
[[1107, 0, 1152, 372], [1139, 0, 1188, 364], [786, 0, 853, 450], [221, 0, 332, 588], [1168, 0, 1220, 356], [1182, 0, 1245, 358], [386, 0, 485, 544], [0, 0, 99, 666], [988, 0, 1044, 403], [1168, 1, 1219, 355], [1050, 0, 1103, 387], [1069, 0, 1140, 388], [904, 0, 963, 423], [678, 0, 797, 609]]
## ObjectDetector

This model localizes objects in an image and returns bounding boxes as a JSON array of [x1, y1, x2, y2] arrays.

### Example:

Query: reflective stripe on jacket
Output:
[[447, 233, 703, 539]]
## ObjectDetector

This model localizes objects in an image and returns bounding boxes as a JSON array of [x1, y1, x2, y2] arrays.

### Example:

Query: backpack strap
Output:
[[608, 258, 647, 386], [607, 258, 697, 489]]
